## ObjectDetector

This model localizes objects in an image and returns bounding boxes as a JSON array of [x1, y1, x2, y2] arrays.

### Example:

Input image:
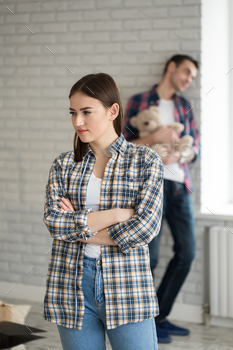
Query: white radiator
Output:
[[209, 226, 233, 318]]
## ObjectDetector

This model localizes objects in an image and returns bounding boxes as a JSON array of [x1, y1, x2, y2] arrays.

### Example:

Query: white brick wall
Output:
[[1, 0, 221, 316]]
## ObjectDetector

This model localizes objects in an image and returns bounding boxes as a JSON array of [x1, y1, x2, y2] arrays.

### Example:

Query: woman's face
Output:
[[69, 92, 116, 143]]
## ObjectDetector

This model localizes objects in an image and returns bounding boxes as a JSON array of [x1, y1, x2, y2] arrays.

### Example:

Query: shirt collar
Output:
[[150, 84, 178, 102], [84, 133, 127, 159]]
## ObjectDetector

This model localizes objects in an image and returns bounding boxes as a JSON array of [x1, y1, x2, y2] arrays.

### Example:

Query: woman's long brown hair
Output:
[[69, 73, 123, 162]]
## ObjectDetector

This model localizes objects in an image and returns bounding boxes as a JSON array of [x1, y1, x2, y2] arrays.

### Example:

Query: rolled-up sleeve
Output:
[[106, 154, 164, 254], [43, 159, 94, 242]]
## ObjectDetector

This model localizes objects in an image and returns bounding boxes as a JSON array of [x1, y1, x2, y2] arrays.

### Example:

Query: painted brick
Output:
[[125, 0, 152, 7], [69, 21, 95, 32], [95, 20, 122, 31], [124, 19, 151, 30], [181, 40, 200, 51], [83, 32, 110, 42], [56, 11, 82, 21], [68, 0, 95, 10], [153, 18, 181, 29], [29, 56, 54, 65], [17, 45, 41, 55], [140, 30, 167, 41], [140, 7, 168, 18], [1, 46, 15, 55], [0, 24, 15, 34], [42, 2, 67, 12], [55, 56, 81, 65], [16, 2, 40, 12], [29, 34, 56, 44], [123, 42, 151, 52], [111, 31, 138, 42], [154, 0, 182, 4], [110, 53, 137, 64], [4, 35, 28, 44], [69, 44, 94, 54], [170, 5, 199, 17], [83, 10, 110, 21], [182, 17, 200, 28], [31, 13, 55, 22], [96, 0, 122, 8], [169, 28, 199, 39], [5, 13, 29, 23], [42, 23, 67, 33], [60, 33, 82, 43], [111, 9, 139, 19], [96, 43, 121, 53], [152, 41, 180, 51]]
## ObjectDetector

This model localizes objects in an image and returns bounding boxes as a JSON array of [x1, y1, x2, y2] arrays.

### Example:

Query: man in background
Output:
[[123, 54, 200, 344]]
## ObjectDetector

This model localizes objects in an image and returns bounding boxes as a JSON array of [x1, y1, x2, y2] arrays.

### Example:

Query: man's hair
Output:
[[163, 54, 199, 76]]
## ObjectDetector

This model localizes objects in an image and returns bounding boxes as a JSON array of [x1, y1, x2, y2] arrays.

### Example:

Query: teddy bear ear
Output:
[[129, 116, 137, 128]]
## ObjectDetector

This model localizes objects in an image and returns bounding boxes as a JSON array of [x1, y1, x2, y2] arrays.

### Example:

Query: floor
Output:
[[2, 298, 233, 350]]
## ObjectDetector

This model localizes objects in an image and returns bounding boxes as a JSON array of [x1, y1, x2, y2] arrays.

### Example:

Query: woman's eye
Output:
[[69, 112, 76, 116], [83, 111, 91, 115]]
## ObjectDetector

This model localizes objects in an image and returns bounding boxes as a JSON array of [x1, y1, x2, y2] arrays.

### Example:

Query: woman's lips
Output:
[[77, 130, 88, 134]]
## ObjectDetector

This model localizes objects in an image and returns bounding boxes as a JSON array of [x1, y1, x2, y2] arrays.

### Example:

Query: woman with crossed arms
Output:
[[43, 73, 163, 350]]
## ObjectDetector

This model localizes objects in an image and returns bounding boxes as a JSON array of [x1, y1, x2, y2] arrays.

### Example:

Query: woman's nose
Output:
[[74, 114, 85, 127]]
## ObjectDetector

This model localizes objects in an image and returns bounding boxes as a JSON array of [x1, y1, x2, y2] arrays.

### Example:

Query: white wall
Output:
[[201, 0, 230, 213], [0, 0, 216, 323]]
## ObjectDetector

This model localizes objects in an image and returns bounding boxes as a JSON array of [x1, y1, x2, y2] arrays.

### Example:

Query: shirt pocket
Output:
[[120, 174, 138, 207]]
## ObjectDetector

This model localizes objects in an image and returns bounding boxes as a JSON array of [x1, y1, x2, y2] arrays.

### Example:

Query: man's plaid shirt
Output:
[[43, 133, 164, 330], [123, 84, 200, 193]]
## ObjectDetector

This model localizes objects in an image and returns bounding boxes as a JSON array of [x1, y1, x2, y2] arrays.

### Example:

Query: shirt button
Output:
[[81, 183, 84, 186], [86, 167, 90, 170], [148, 210, 152, 214], [130, 179, 134, 182]]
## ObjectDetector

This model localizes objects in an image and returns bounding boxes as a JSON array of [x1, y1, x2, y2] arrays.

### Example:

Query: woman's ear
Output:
[[108, 103, 119, 120]]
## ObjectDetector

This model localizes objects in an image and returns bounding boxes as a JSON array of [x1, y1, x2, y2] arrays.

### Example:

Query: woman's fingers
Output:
[[58, 197, 75, 211], [58, 200, 68, 211]]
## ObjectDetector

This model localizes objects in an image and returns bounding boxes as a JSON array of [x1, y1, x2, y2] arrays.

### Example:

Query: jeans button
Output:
[[97, 260, 102, 266]]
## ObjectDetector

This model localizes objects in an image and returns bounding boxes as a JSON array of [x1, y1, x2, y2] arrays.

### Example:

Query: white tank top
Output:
[[158, 98, 185, 183], [85, 172, 102, 258]]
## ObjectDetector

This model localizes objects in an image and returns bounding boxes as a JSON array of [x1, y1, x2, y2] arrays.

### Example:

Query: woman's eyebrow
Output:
[[69, 107, 94, 111]]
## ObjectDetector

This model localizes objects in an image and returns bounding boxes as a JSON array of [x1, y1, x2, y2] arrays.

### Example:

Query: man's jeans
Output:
[[57, 255, 158, 350], [149, 179, 195, 323]]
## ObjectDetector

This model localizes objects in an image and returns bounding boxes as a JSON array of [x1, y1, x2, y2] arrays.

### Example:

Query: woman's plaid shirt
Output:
[[43, 133, 164, 330]]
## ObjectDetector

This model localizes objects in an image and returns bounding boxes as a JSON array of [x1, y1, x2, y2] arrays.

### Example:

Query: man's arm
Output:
[[124, 95, 179, 145]]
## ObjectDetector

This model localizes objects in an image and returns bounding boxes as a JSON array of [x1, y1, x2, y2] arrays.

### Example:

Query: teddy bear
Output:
[[129, 106, 193, 160]]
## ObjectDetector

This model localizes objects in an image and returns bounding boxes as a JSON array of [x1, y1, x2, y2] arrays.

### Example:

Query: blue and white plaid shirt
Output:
[[43, 133, 163, 330]]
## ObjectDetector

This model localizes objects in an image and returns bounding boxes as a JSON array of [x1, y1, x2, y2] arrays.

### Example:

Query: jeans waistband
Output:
[[83, 255, 101, 268]]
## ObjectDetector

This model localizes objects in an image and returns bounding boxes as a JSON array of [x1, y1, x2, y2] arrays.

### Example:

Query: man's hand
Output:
[[162, 152, 180, 165], [152, 125, 179, 144]]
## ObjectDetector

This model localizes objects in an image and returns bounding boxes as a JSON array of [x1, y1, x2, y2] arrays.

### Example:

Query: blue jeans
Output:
[[149, 180, 195, 323], [57, 255, 158, 350]]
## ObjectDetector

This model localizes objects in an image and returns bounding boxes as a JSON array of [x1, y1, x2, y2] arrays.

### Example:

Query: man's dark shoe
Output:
[[155, 324, 172, 343], [157, 319, 190, 336]]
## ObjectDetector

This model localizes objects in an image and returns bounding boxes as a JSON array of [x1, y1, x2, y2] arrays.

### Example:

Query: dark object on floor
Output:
[[0, 321, 46, 349], [157, 319, 190, 336]]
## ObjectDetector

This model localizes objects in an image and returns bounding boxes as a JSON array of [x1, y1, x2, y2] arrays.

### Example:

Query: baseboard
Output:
[[210, 316, 233, 328], [0, 281, 45, 303], [167, 303, 204, 324]]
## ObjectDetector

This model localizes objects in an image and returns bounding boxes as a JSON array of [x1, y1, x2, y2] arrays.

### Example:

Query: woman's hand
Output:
[[58, 197, 75, 212], [118, 208, 135, 222]]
